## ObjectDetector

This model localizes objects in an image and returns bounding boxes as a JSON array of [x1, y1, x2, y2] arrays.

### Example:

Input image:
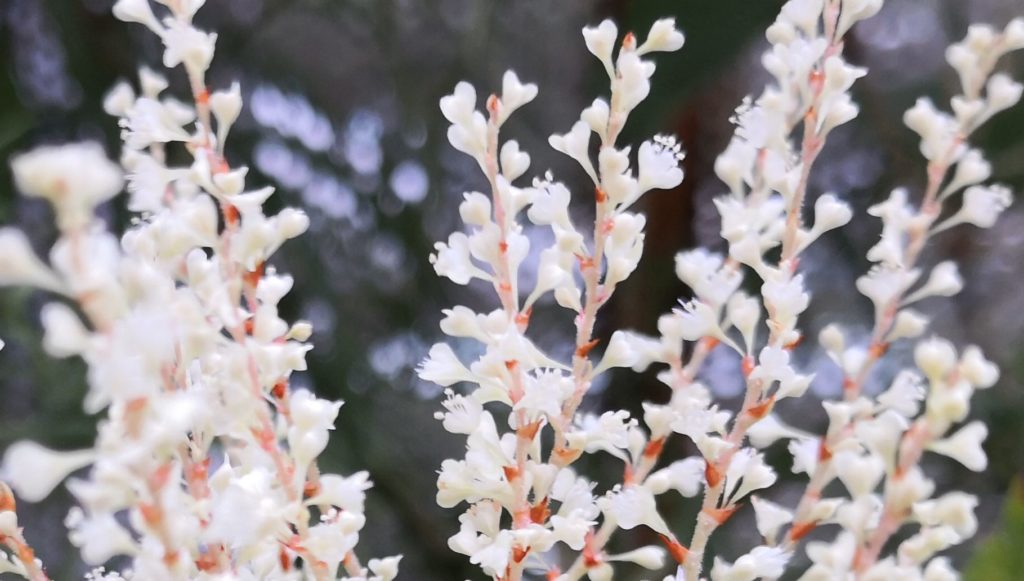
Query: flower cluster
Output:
[[0, 1, 398, 579], [422, 17, 688, 581], [423, 1, 1023, 580]]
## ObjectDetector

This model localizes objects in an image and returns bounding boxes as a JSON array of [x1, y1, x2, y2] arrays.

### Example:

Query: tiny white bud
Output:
[[210, 81, 243, 145], [582, 20, 618, 69], [0, 441, 94, 502], [112, 0, 163, 33], [581, 98, 610, 135], [818, 323, 845, 355], [608, 546, 666, 569], [499, 140, 530, 182], [914, 337, 957, 382], [41, 302, 90, 358], [103, 81, 136, 117], [276, 208, 310, 240], [638, 18, 685, 54], [287, 321, 314, 342], [213, 167, 248, 197], [985, 73, 1023, 115], [138, 66, 168, 99], [928, 421, 988, 471], [959, 345, 999, 389], [887, 309, 929, 342]]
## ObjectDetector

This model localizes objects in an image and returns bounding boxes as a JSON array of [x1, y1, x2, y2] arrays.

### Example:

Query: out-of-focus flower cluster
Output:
[[0, 1, 399, 579], [422, 1, 1023, 580]]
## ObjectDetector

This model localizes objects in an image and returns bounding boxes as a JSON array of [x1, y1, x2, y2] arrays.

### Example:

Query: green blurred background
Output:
[[1, 0, 1023, 578]]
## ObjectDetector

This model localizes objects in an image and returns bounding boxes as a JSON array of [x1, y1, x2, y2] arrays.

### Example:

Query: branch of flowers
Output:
[[62, 231, 193, 570], [475, 93, 540, 581], [784, 26, 1009, 547], [843, 143, 961, 404], [559, 341, 716, 580], [684, 12, 857, 571], [781, 144, 964, 545], [780, 0, 841, 265], [174, 41, 331, 581], [553, 68, 625, 457], [852, 413, 940, 573]]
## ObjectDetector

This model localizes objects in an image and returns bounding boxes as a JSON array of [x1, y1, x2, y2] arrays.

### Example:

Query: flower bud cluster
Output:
[[424, 1, 1021, 581], [423, 18, 689, 581], [0, 1, 398, 579]]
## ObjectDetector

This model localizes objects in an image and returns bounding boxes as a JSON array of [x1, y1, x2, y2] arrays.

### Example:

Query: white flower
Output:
[[206, 468, 291, 548], [809, 193, 853, 235], [878, 371, 926, 417], [904, 261, 963, 304], [600, 485, 671, 536], [746, 414, 808, 448], [499, 140, 530, 182], [673, 300, 726, 343], [638, 135, 685, 193], [646, 457, 705, 498], [441, 82, 487, 159], [914, 336, 958, 382], [65, 508, 138, 564], [549, 120, 597, 183], [724, 448, 776, 501], [903, 98, 960, 161], [984, 73, 1024, 116], [725, 292, 760, 353], [674, 249, 741, 308], [290, 389, 343, 434], [441, 81, 477, 126], [788, 438, 819, 476], [41, 302, 91, 358], [306, 472, 371, 513], [581, 98, 611, 135], [750, 496, 793, 544], [121, 98, 192, 150], [0, 228, 64, 291], [761, 274, 809, 334], [608, 546, 667, 569], [710, 546, 790, 581], [885, 309, 929, 342], [913, 492, 978, 539], [11, 143, 124, 230], [959, 345, 999, 389], [941, 149, 991, 198], [638, 18, 685, 54], [498, 71, 538, 124], [103, 81, 136, 117], [368, 556, 402, 581], [937, 184, 1013, 231], [836, 0, 883, 36], [434, 389, 484, 434], [211, 81, 242, 145], [583, 20, 618, 71], [112, 0, 163, 33], [160, 20, 217, 76], [897, 526, 960, 565], [928, 421, 988, 471], [0, 441, 94, 502], [857, 265, 916, 314], [834, 451, 885, 497], [866, 188, 915, 267], [616, 50, 656, 112], [430, 232, 486, 285], [592, 330, 639, 375]]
